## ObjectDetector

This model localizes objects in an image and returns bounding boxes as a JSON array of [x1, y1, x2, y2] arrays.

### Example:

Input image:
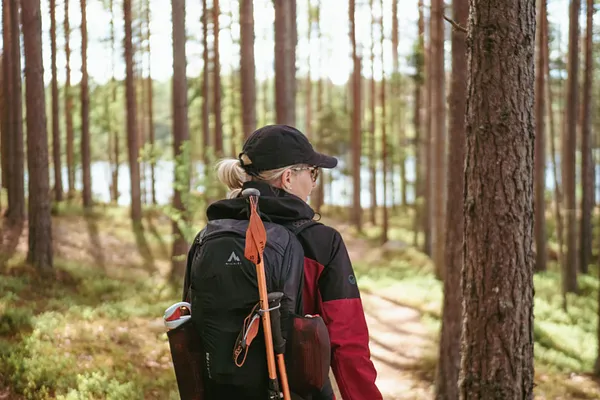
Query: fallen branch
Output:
[[443, 14, 467, 33]]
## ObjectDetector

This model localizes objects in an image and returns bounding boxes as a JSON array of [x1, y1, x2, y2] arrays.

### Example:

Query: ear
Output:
[[281, 169, 293, 188]]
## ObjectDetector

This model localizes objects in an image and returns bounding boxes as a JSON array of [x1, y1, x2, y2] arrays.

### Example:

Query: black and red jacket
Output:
[[206, 181, 383, 400]]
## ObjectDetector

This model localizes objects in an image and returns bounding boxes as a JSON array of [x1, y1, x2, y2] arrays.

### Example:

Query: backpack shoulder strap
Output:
[[283, 218, 321, 237], [182, 228, 207, 302]]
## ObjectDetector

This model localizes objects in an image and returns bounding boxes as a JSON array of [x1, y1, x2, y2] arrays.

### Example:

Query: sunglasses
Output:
[[291, 166, 320, 182]]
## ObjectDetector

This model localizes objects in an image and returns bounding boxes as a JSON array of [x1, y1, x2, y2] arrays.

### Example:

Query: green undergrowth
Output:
[[352, 225, 600, 399], [0, 259, 180, 400], [0, 204, 185, 399]]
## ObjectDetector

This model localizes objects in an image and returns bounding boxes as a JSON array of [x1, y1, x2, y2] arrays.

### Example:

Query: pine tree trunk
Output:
[[109, 0, 119, 204], [80, 0, 92, 207], [64, 0, 75, 199], [579, 0, 593, 275], [423, 11, 432, 256], [314, 0, 324, 213], [305, 0, 312, 139], [201, 0, 210, 165], [274, 0, 295, 126], [22, 0, 54, 271], [145, 0, 155, 205], [369, 0, 377, 226], [534, 0, 547, 273], [1, 0, 10, 191], [380, 0, 388, 244], [5, 0, 25, 224], [171, 0, 190, 279], [546, 18, 565, 307], [213, 0, 223, 157], [460, 0, 535, 397], [435, 0, 467, 397], [562, 0, 579, 292], [349, 0, 362, 231], [50, 0, 62, 202], [412, 0, 425, 246], [430, 0, 446, 280], [124, 0, 142, 223], [392, 0, 405, 208], [240, 0, 256, 138]]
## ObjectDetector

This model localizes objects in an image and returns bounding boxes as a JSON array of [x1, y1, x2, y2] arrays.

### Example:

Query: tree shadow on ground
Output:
[[0, 218, 24, 268], [84, 210, 106, 270], [132, 221, 156, 271], [144, 214, 169, 259]]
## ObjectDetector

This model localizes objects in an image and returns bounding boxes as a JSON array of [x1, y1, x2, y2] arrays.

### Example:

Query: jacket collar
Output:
[[205, 181, 316, 223]]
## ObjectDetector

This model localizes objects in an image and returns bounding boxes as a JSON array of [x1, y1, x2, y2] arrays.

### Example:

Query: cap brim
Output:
[[309, 151, 338, 169]]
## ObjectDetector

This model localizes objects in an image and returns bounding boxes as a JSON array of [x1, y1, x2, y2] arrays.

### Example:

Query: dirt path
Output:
[[327, 222, 434, 399]]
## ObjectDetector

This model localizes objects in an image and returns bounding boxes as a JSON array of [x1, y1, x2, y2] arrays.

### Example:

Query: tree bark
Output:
[[146, 0, 156, 205], [5, 0, 25, 224], [562, 0, 579, 292], [274, 0, 296, 126], [240, 0, 256, 138], [349, 0, 362, 231], [579, 0, 593, 275], [435, 0, 467, 397], [534, 0, 547, 273], [380, 0, 388, 244], [430, 0, 446, 280], [213, 0, 223, 157], [50, 0, 62, 202], [80, 0, 92, 207], [109, 0, 119, 204], [369, 0, 377, 226], [423, 9, 432, 256], [171, 0, 190, 279], [460, 0, 535, 397], [412, 0, 425, 246], [64, 0, 75, 199], [22, 0, 54, 271], [124, 0, 142, 223], [1, 0, 10, 191], [392, 0, 406, 207], [201, 0, 210, 164]]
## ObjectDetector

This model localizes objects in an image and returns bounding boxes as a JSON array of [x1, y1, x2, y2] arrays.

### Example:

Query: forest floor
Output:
[[0, 206, 599, 399]]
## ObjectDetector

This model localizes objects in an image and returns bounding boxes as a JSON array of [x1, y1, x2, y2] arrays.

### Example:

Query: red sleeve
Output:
[[318, 232, 382, 400]]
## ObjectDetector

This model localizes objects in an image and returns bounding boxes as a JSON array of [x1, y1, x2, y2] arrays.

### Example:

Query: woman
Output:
[[207, 124, 382, 400]]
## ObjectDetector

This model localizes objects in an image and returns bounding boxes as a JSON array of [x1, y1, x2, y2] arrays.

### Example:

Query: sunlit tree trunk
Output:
[[240, 0, 256, 138], [171, 0, 190, 279], [380, 0, 388, 244], [80, 0, 92, 208], [124, 0, 142, 223], [349, 0, 362, 231], [22, 0, 54, 271], [64, 0, 75, 199], [50, 0, 62, 202]]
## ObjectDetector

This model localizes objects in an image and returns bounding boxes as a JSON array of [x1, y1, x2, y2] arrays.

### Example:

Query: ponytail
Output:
[[215, 158, 250, 199]]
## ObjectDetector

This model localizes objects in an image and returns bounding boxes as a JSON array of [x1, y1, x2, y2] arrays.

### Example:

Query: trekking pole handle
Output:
[[241, 188, 261, 198]]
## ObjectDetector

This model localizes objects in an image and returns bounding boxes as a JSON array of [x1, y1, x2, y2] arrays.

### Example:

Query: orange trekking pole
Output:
[[242, 188, 291, 400]]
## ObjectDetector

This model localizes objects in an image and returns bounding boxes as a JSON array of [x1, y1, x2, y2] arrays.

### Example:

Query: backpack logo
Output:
[[226, 251, 242, 266]]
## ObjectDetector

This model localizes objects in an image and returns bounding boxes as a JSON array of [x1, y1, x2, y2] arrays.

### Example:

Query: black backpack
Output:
[[181, 217, 321, 393]]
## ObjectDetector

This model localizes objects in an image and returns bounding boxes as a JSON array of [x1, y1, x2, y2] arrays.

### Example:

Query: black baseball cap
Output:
[[239, 125, 338, 175]]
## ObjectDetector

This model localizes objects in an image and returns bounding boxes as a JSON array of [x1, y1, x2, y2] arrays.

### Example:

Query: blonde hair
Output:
[[215, 156, 305, 199]]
